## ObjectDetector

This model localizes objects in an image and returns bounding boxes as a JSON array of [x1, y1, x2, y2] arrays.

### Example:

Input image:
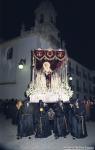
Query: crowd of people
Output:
[[0, 97, 95, 140]]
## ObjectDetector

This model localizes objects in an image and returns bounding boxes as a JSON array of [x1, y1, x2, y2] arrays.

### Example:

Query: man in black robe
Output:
[[69, 99, 88, 139], [53, 101, 68, 139], [17, 98, 34, 139], [35, 100, 51, 138], [69, 99, 78, 139]]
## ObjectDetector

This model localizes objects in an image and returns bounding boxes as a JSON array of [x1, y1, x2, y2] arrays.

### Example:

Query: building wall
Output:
[[68, 57, 94, 99], [0, 34, 52, 100]]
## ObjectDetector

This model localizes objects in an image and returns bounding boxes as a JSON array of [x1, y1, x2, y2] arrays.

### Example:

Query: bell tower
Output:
[[35, 0, 56, 27], [34, 0, 60, 48]]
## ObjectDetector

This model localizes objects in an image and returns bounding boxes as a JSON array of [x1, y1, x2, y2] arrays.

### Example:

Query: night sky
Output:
[[1, 0, 95, 70]]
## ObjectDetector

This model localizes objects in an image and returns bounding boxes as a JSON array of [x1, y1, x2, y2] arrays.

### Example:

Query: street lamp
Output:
[[68, 74, 73, 90], [18, 59, 26, 70], [69, 76, 73, 81], [67, 73, 73, 81]]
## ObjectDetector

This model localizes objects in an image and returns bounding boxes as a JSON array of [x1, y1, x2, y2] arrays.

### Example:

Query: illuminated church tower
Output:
[[34, 0, 61, 48]]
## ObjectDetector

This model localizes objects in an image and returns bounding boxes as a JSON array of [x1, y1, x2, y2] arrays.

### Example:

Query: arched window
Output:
[[39, 14, 44, 23], [7, 47, 13, 60]]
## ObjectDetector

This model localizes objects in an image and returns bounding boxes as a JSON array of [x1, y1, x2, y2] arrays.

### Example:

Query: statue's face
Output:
[[43, 62, 51, 72]]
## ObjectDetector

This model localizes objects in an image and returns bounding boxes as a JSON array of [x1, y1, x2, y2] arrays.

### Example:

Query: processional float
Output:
[[26, 48, 73, 103]]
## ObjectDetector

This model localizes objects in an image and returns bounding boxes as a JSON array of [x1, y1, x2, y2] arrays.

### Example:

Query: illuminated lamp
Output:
[[40, 108, 44, 112], [18, 59, 26, 70], [69, 76, 73, 81]]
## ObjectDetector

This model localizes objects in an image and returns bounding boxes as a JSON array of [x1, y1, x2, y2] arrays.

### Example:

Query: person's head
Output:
[[24, 96, 30, 103], [49, 108, 53, 111], [70, 99, 74, 106], [39, 100, 43, 105], [58, 100, 63, 106], [75, 99, 80, 108], [16, 100, 23, 110]]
